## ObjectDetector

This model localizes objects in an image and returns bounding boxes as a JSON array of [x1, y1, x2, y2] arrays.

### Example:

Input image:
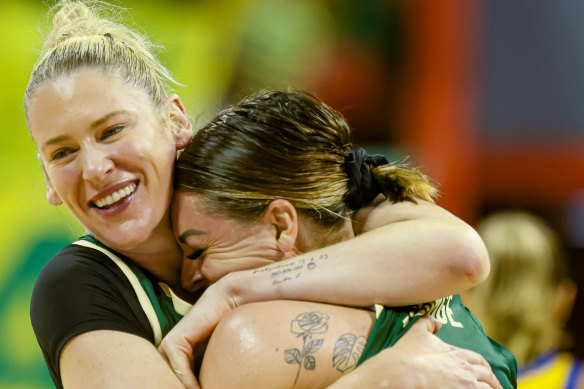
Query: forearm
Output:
[[61, 330, 184, 389], [227, 206, 488, 307]]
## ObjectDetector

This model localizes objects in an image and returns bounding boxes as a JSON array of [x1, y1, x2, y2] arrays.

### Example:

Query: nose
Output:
[[81, 144, 114, 183], [181, 256, 206, 292]]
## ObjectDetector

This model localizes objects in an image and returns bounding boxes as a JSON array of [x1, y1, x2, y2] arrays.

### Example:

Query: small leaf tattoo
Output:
[[332, 333, 367, 373]]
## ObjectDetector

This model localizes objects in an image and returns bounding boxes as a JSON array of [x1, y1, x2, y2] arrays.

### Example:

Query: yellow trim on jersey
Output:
[[375, 304, 384, 318], [158, 282, 192, 315], [72, 240, 163, 346]]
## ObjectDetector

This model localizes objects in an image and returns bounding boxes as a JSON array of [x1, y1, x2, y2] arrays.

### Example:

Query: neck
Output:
[[114, 216, 183, 289]]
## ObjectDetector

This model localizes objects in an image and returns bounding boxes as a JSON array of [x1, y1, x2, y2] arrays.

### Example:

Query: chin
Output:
[[95, 226, 154, 252]]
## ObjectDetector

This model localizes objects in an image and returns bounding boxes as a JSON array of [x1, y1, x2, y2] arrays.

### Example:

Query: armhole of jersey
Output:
[[158, 282, 192, 316], [374, 304, 384, 318], [72, 240, 163, 346]]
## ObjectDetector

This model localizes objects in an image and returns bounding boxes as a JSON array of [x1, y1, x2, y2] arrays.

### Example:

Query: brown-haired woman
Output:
[[160, 90, 513, 389], [28, 1, 494, 388]]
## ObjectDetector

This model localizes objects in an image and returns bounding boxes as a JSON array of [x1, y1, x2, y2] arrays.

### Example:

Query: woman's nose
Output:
[[81, 144, 114, 183], [181, 256, 204, 292]]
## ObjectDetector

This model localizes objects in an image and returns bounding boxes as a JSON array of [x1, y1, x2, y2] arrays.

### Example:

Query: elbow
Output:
[[451, 226, 490, 288]]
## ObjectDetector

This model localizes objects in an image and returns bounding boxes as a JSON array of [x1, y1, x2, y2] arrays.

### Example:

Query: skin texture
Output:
[[173, 194, 297, 288], [60, 330, 184, 389], [199, 301, 376, 389]]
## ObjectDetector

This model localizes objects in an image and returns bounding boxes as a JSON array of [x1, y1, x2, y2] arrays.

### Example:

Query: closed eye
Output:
[[186, 249, 205, 260]]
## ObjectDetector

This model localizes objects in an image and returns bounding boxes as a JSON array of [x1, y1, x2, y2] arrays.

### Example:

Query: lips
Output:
[[94, 182, 137, 209], [90, 180, 138, 215]]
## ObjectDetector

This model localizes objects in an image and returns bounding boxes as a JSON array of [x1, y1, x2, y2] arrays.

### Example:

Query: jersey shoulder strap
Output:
[[72, 239, 164, 346]]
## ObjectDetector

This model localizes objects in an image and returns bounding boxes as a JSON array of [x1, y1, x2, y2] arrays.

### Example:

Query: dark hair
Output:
[[175, 90, 437, 229]]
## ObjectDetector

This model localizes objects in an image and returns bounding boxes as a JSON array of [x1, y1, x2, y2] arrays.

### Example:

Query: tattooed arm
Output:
[[225, 198, 488, 308], [197, 302, 501, 389], [179, 197, 488, 310], [160, 198, 490, 387], [198, 301, 375, 389]]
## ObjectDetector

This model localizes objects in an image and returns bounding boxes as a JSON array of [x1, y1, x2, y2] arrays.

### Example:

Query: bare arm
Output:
[[159, 198, 490, 387], [199, 302, 501, 389], [60, 330, 184, 389], [229, 198, 489, 308], [199, 301, 375, 389]]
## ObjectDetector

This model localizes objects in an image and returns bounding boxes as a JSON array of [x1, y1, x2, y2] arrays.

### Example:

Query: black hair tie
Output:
[[344, 147, 389, 210]]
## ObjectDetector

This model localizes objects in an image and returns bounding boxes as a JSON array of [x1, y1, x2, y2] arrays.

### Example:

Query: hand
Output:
[[393, 316, 503, 389], [329, 315, 503, 389], [158, 279, 239, 389]]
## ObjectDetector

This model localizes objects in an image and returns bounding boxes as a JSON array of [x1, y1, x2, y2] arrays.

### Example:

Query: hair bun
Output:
[[43, 1, 124, 53]]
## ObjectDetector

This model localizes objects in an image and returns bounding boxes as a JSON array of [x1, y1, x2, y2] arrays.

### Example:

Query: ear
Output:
[[38, 154, 63, 206], [262, 199, 298, 255], [165, 94, 193, 150]]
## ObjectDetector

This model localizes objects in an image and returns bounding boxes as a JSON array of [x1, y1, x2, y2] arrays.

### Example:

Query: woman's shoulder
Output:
[[31, 241, 121, 303], [37, 240, 118, 275], [30, 238, 154, 354], [29, 239, 156, 388], [31, 238, 147, 319]]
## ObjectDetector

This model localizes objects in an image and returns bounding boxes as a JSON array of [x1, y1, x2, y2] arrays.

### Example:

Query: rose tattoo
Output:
[[284, 311, 329, 385]]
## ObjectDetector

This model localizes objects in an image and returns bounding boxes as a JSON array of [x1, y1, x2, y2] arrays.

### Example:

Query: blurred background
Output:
[[2, 0, 584, 387]]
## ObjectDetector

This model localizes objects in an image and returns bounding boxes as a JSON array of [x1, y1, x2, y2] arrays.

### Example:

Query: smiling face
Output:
[[172, 192, 289, 290], [28, 70, 184, 251]]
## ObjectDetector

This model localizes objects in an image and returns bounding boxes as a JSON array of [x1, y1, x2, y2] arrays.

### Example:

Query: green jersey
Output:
[[358, 294, 517, 389]]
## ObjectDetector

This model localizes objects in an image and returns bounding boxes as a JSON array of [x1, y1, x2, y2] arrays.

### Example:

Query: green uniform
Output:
[[358, 294, 517, 389]]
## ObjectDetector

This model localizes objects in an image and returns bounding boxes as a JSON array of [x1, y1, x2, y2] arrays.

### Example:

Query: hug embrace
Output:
[[27, 1, 516, 388]]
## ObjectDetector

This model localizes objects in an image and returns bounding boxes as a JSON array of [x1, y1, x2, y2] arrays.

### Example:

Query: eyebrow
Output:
[[41, 134, 71, 151], [178, 228, 207, 243], [41, 110, 129, 152], [90, 110, 128, 129]]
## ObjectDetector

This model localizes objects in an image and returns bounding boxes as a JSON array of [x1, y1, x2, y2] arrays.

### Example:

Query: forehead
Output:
[[172, 192, 247, 238], [28, 70, 151, 141]]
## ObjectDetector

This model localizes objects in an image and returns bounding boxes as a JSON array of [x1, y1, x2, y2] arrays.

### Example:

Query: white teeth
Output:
[[95, 183, 136, 208]]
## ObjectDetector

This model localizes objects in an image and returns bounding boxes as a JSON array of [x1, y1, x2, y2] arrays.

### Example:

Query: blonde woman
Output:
[[467, 211, 582, 388]]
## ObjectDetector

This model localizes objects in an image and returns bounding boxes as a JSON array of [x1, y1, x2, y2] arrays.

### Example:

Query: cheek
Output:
[[126, 133, 177, 180], [47, 164, 78, 196], [134, 132, 175, 161]]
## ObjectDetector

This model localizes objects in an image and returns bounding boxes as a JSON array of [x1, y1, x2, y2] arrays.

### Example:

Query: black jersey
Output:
[[30, 235, 186, 388]]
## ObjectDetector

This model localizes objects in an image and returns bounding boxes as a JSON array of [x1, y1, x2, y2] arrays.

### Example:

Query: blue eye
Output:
[[186, 249, 205, 260], [100, 125, 124, 140]]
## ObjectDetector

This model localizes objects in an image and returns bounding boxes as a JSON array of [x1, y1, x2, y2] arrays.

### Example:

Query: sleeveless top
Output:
[[358, 294, 517, 388]]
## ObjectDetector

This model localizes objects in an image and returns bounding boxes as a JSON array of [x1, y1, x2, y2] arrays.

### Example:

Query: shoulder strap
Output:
[[72, 240, 163, 346]]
